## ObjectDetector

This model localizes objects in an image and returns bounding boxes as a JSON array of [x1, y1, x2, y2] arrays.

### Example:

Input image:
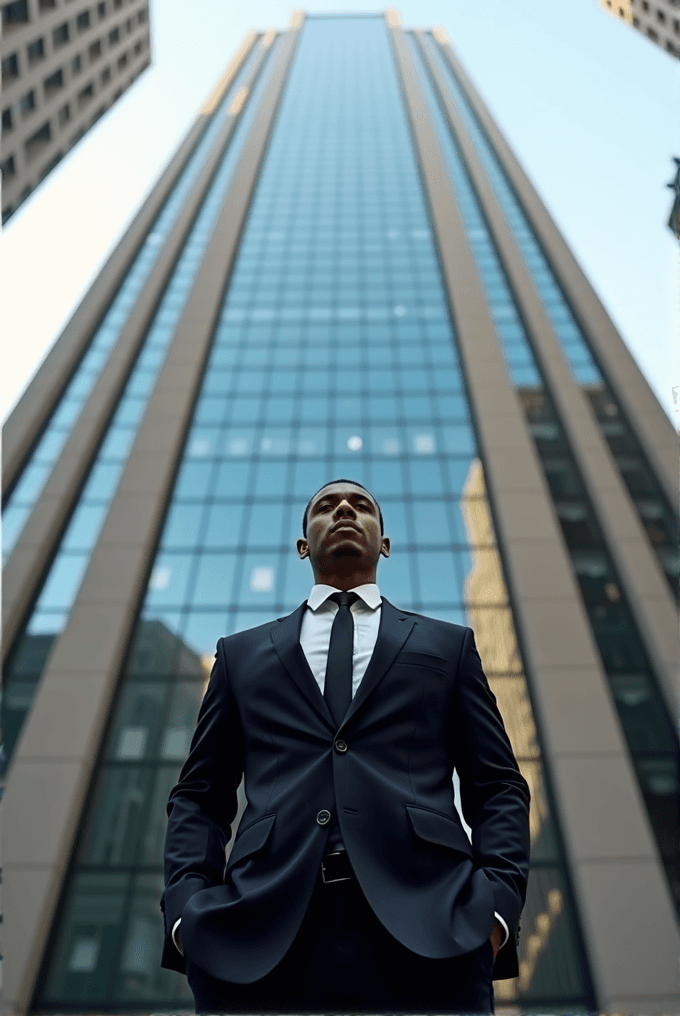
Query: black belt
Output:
[[321, 850, 354, 884]]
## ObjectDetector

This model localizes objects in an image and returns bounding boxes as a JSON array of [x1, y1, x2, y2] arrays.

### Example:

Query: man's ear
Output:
[[297, 538, 309, 560], [380, 536, 391, 559]]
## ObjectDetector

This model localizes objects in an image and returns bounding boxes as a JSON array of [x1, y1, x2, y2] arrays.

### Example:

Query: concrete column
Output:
[[434, 35, 677, 508], [389, 20, 680, 1014], [2, 29, 256, 497], [2, 31, 269, 660], [1, 20, 303, 1014], [417, 29, 678, 720]]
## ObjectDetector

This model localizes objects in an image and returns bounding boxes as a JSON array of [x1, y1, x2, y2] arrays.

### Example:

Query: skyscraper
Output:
[[598, 0, 680, 59], [0, 0, 151, 224], [2, 10, 678, 1013]]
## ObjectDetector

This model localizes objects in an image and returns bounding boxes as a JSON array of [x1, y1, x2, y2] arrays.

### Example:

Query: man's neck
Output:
[[312, 571, 377, 591]]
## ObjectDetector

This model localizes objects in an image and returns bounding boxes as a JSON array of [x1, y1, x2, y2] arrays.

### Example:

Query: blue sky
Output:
[[1, 0, 678, 423]]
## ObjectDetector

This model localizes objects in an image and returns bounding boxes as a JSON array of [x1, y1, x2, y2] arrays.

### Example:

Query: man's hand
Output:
[[489, 918, 504, 958]]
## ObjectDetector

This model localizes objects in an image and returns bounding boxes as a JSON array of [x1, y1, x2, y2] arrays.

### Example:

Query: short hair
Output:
[[302, 479, 384, 537]]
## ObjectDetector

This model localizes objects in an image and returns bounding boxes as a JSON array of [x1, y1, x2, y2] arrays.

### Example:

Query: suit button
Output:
[[316, 809, 331, 826], [334, 739, 348, 753]]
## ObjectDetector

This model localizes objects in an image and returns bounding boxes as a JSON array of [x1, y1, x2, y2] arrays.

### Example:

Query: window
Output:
[[19, 88, 36, 116], [675, 19, 680, 33], [53, 22, 70, 46], [657, 8, 666, 21], [633, 15, 640, 24], [125, 15, 132, 31], [108, 26, 119, 43], [39, 0, 57, 8], [58, 102, 70, 125], [133, 38, 142, 55], [2, 1, 29, 28], [117, 50, 128, 70], [113, 0, 122, 7], [76, 10, 91, 30], [647, 26, 658, 38], [1, 154, 16, 178], [97, 2, 106, 17], [89, 39, 102, 60], [27, 37, 45, 64], [2, 106, 13, 131], [25, 120, 51, 161], [138, 7, 146, 22], [2, 52, 20, 84], [100, 64, 110, 84], [72, 53, 82, 74], [642, 1, 649, 9], [77, 81, 94, 108], [43, 68, 64, 97]]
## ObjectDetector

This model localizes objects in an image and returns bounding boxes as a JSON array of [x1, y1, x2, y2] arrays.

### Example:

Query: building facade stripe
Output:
[[1, 34, 271, 664], [424, 32, 678, 601], [1, 30, 257, 501], [433, 36, 677, 509], [1, 23, 303, 1014], [414, 31, 678, 720], [2, 32, 281, 775], [389, 20, 680, 1012]]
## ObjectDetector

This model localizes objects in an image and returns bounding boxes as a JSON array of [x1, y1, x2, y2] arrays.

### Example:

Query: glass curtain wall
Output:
[[2, 37, 279, 775], [1, 38, 263, 560], [37, 16, 592, 1009], [408, 31, 679, 916], [423, 33, 678, 599]]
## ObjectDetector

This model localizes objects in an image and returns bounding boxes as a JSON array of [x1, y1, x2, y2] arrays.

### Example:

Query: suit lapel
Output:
[[342, 598, 416, 727], [270, 602, 335, 729]]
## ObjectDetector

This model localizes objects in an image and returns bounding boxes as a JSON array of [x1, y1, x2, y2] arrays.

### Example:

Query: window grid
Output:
[[410, 31, 679, 915], [425, 33, 678, 598]]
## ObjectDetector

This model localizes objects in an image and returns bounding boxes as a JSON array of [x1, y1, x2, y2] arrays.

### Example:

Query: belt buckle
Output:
[[321, 851, 353, 884]]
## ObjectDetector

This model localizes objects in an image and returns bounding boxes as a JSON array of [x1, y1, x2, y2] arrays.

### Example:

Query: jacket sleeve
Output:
[[451, 626, 531, 972], [160, 637, 244, 972]]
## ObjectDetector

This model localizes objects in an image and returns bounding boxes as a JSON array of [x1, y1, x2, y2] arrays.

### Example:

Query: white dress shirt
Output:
[[171, 582, 508, 953]]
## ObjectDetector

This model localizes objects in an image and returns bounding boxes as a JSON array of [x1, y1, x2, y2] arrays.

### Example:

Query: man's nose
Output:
[[334, 500, 356, 517]]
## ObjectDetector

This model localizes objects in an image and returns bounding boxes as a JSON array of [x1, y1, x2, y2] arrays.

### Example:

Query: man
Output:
[[161, 479, 530, 1013]]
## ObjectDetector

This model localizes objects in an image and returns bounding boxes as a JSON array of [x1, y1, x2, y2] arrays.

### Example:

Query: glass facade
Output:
[[36, 16, 592, 1010], [2, 34, 279, 772], [409, 31, 679, 915], [1, 36, 264, 562], [422, 32, 678, 599]]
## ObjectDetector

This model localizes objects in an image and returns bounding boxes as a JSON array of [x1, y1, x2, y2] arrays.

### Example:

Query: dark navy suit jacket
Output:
[[161, 598, 530, 983]]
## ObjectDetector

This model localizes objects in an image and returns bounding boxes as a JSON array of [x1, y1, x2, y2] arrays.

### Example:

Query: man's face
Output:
[[297, 483, 390, 574]]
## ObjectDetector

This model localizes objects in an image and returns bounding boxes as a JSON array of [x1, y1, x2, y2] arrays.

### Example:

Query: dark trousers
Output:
[[185, 873, 495, 1014]]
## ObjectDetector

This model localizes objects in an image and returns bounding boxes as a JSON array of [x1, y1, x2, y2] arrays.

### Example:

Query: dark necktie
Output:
[[324, 591, 358, 728]]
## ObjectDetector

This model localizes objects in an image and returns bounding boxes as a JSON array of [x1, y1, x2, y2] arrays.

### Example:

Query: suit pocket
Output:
[[395, 651, 448, 673], [226, 813, 276, 871], [406, 804, 473, 858]]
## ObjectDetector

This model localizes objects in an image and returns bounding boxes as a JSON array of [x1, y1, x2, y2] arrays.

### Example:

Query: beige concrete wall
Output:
[[1, 63, 221, 495], [419, 31, 678, 720], [2, 30, 264, 661], [1, 22, 302, 1013], [390, 22, 680, 1013], [1, 0, 150, 218], [436, 40, 678, 510]]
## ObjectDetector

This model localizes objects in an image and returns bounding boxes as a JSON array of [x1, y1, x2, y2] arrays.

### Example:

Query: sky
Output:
[[1, 0, 679, 425]]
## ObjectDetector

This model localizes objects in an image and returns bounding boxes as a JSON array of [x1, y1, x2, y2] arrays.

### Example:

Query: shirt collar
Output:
[[307, 583, 382, 612]]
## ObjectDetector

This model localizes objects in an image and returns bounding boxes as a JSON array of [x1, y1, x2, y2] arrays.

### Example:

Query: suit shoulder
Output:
[[219, 616, 280, 653]]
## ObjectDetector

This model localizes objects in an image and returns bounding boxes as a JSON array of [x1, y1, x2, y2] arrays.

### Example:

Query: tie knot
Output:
[[331, 591, 359, 610]]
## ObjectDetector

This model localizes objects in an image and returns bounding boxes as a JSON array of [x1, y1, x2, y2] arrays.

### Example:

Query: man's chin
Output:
[[330, 546, 362, 558]]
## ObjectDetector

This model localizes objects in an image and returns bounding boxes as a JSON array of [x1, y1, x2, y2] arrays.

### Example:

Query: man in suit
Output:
[[161, 479, 531, 1013]]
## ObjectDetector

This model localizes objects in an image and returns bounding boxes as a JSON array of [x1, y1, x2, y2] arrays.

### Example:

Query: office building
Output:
[[599, 0, 680, 58], [0, 0, 151, 223], [2, 11, 678, 1013]]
